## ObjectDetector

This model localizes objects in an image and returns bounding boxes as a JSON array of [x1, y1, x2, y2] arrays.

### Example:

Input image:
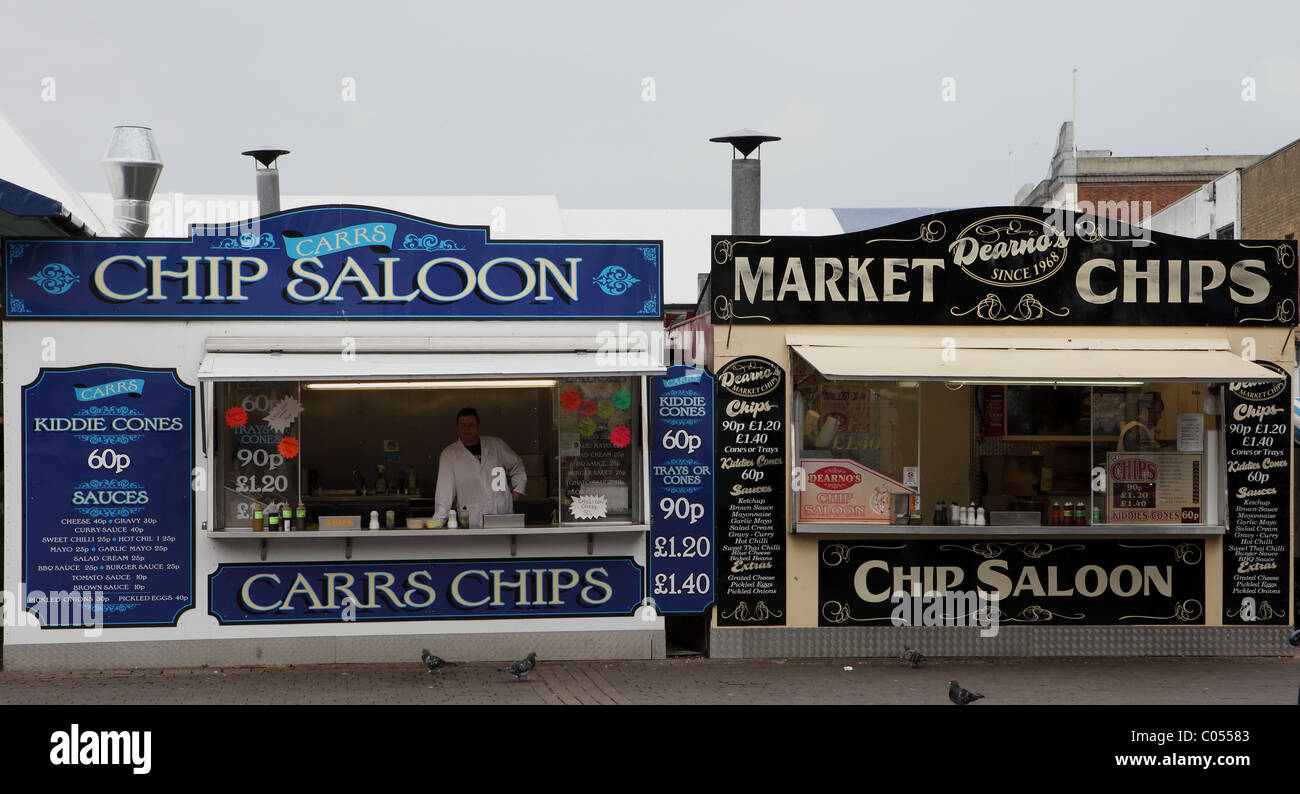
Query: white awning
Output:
[[788, 334, 1283, 384], [197, 352, 664, 381]]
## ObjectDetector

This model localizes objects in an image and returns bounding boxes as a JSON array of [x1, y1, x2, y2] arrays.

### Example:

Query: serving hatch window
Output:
[[793, 354, 921, 524], [213, 376, 643, 530], [984, 382, 1213, 526]]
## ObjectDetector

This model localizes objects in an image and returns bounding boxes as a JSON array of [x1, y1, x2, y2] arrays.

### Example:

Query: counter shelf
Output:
[[793, 523, 1227, 538], [208, 524, 649, 560]]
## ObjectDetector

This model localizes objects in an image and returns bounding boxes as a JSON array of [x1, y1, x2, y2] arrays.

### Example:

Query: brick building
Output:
[[1241, 137, 1300, 242], [1016, 122, 1261, 224]]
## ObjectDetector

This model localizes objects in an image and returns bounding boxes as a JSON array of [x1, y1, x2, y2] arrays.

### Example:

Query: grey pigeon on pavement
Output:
[[421, 649, 456, 674], [502, 651, 537, 680], [902, 645, 925, 668], [948, 680, 984, 705]]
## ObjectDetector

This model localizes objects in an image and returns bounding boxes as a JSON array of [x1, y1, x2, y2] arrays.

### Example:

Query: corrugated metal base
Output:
[[709, 626, 1293, 658], [4, 630, 665, 671]]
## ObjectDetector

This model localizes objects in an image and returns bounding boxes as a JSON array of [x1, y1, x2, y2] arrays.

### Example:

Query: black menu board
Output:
[[1222, 364, 1292, 625], [715, 356, 786, 626]]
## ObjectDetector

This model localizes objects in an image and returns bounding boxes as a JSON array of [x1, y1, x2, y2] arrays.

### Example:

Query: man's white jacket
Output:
[[434, 436, 527, 527]]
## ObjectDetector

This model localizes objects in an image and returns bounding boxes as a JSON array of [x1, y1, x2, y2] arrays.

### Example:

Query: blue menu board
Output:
[[648, 366, 715, 614], [22, 365, 195, 627]]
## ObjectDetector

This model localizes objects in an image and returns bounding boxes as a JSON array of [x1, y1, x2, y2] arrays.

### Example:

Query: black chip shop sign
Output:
[[711, 207, 1297, 326]]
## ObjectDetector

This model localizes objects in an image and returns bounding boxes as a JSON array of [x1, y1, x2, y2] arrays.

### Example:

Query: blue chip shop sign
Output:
[[209, 558, 643, 623], [4, 205, 662, 319]]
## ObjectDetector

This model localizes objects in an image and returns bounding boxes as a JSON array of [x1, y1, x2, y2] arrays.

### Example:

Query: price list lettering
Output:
[[649, 366, 715, 613], [1222, 364, 1292, 625], [21, 366, 194, 627], [715, 356, 786, 626], [220, 382, 302, 526]]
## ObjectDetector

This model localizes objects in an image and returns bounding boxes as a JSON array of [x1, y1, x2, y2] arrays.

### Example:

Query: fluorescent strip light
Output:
[[305, 379, 558, 390], [948, 380, 1143, 387]]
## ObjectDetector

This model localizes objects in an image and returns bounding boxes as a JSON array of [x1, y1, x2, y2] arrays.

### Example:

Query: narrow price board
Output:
[[1222, 364, 1292, 625], [714, 356, 787, 626], [21, 365, 195, 627], [648, 366, 715, 614]]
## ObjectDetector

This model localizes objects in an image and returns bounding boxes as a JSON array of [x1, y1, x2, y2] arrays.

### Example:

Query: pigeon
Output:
[[948, 680, 984, 705], [1289, 628, 1299, 647], [502, 651, 537, 680], [421, 649, 456, 674], [902, 645, 925, 668]]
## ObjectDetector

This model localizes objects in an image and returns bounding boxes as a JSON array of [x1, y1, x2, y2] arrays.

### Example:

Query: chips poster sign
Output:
[[1105, 452, 1203, 524], [798, 458, 913, 523]]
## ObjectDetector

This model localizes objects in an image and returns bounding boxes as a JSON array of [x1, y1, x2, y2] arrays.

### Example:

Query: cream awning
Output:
[[197, 352, 664, 381], [788, 334, 1283, 383]]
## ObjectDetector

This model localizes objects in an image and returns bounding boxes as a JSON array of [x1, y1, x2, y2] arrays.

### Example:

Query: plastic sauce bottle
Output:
[[282, 506, 293, 532], [1051, 502, 1061, 526], [296, 502, 307, 531], [268, 512, 280, 531], [252, 503, 264, 533]]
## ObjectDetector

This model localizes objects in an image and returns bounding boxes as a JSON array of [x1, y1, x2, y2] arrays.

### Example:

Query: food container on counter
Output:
[[406, 517, 424, 529]]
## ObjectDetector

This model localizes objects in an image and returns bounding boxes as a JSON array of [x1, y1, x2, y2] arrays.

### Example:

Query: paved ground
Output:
[[3, 652, 1298, 705]]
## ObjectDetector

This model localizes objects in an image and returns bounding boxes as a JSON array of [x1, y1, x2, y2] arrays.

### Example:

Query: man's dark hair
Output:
[[456, 407, 479, 422]]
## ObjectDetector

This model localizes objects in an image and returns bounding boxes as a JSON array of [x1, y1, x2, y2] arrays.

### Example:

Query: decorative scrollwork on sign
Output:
[[400, 233, 466, 252], [213, 232, 277, 250], [713, 238, 771, 264], [950, 293, 1070, 322], [1239, 298, 1295, 325], [822, 544, 852, 567], [8, 242, 30, 259], [821, 543, 905, 566], [8, 295, 32, 314], [863, 220, 947, 247], [1226, 600, 1281, 620], [819, 600, 898, 624], [822, 601, 851, 624], [713, 294, 771, 322], [1240, 242, 1295, 270], [1005, 605, 1084, 622], [721, 601, 751, 621], [1119, 543, 1203, 565], [974, 219, 1022, 239], [940, 541, 1081, 559], [1015, 541, 1084, 559], [28, 263, 80, 295], [722, 600, 784, 622], [638, 246, 659, 263], [941, 542, 1007, 559], [594, 266, 641, 296], [1121, 599, 1203, 622]]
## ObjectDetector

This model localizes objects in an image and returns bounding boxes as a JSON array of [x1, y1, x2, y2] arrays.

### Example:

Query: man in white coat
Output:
[[434, 407, 527, 528]]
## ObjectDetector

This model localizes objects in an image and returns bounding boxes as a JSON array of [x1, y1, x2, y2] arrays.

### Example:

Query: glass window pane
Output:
[[558, 376, 640, 523], [794, 355, 920, 523]]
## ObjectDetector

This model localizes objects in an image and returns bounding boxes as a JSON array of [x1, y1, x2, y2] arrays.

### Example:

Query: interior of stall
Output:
[[792, 352, 1218, 528], [213, 375, 643, 530]]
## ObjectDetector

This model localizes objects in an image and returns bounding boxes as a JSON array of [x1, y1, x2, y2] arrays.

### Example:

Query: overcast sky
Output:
[[3, 0, 1299, 209]]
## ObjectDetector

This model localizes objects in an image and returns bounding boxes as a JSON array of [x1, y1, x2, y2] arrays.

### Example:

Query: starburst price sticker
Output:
[[278, 436, 300, 460], [264, 396, 302, 434], [569, 494, 608, 520]]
